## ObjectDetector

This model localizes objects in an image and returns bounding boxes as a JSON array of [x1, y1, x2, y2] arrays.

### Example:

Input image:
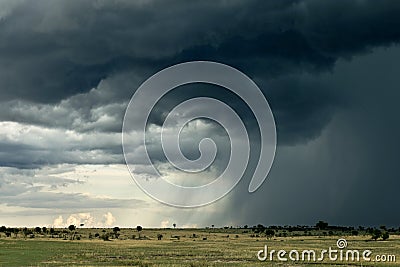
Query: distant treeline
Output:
[[0, 221, 398, 241]]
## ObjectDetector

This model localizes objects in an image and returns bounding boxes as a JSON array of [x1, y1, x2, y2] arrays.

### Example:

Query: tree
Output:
[[49, 228, 55, 238], [257, 224, 265, 231], [113, 227, 121, 239], [42, 227, 47, 234], [0, 226, 6, 232], [13, 228, 19, 238], [157, 233, 163, 240], [382, 232, 389, 241], [35, 227, 41, 234], [137, 225, 143, 239], [68, 225, 76, 240], [371, 229, 382, 241], [265, 229, 275, 239], [22, 227, 28, 238], [173, 223, 176, 229], [316, 221, 328, 230]]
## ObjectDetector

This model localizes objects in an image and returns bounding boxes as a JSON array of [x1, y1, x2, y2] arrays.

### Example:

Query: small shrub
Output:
[[382, 232, 389, 241], [171, 235, 180, 240], [101, 233, 110, 241]]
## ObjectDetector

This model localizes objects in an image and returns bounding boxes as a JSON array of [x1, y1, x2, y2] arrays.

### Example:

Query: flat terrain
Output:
[[0, 229, 399, 266]]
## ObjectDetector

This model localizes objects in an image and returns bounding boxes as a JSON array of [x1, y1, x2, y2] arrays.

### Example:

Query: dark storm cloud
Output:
[[0, 0, 399, 148], [0, 0, 398, 184], [265, 75, 343, 145], [223, 46, 400, 227], [0, 0, 399, 101], [0, 0, 399, 162], [1, 0, 400, 227]]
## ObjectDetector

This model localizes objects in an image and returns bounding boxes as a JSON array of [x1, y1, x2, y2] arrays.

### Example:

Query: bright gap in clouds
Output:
[[0, 160, 230, 228]]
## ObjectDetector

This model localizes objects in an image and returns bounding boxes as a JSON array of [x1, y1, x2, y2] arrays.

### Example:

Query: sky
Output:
[[0, 0, 400, 228]]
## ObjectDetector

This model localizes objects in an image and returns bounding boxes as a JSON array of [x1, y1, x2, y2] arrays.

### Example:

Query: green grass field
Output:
[[1, 229, 399, 266]]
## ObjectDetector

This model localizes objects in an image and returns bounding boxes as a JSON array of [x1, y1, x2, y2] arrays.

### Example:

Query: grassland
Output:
[[0, 228, 399, 266]]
